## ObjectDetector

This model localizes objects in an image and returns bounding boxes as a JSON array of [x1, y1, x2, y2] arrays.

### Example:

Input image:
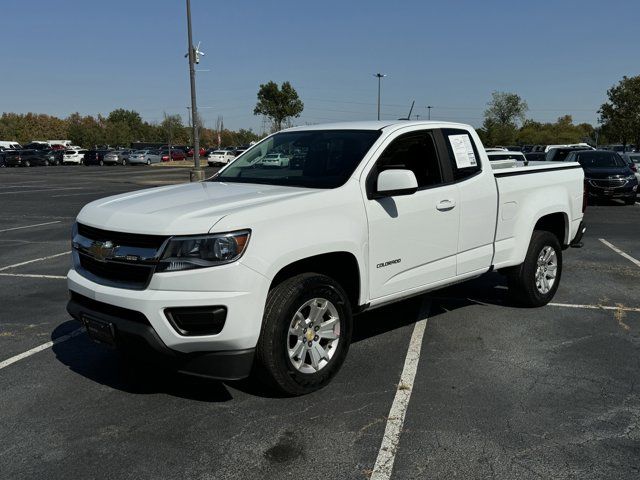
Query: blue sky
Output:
[[1, 0, 637, 132]]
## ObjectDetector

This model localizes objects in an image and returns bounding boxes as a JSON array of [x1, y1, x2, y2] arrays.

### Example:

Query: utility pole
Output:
[[186, 0, 203, 182], [374, 73, 386, 120], [427, 105, 432, 120]]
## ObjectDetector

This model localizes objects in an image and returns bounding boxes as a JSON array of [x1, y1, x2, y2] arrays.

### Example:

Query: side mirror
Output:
[[376, 169, 418, 197]]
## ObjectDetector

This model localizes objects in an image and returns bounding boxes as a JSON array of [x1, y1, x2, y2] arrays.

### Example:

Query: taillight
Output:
[[582, 178, 588, 213]]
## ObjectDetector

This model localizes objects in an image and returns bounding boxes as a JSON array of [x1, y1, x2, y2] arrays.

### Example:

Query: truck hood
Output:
[[77, 181, 315, 235]]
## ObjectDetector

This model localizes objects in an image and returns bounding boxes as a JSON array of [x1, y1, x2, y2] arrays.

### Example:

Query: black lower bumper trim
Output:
[[66, 294, 254, 381], [570, 220, 587, 248]]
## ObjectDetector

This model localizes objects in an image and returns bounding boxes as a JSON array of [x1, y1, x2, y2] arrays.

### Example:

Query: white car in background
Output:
[[63, 149, 88, 165], [486, 150, 528, 167], [207, 149, 236, 166], [260, 152, 290, 167]]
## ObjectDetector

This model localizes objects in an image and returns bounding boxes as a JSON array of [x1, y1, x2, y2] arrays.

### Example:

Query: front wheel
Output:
[[146, 159, 151, 165], [255, 273, 353, 395], [508, 230, 562, 307]]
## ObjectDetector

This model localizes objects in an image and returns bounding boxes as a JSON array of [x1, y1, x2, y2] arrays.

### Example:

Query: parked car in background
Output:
[[545, 146, 592, 162], [63, 149, 88, 165], [0, 151, 7, 167], [43, 149, 63, 165], [103, 150, 132, 166], [83, 149, 113, 166], [524, 152, 546, 162], [207, 149, 236, 166], [128, 149, 162, 165], [5, 149, 50, 167], [259, 152, 290, 167], [160, 149, 186, 162], [0, 141, 22, 150], [565, 150, 638, 205], [621, 152, 640, 182], [603, 144, 635, 153], [544, 143, 593, 153], [23, 141, 50, 150], [487, 151, 527, 167], [485, 147, 508, 152], [187, 146, 206, 157]]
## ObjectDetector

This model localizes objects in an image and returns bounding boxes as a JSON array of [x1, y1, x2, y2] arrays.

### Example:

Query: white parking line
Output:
[[0, 187, 86, 195], [599, 238, 640, 268], [0, 221, 61, 233], [0, 251, 70, 272], [0, 328, 84, 371], [549, 302, 640, 313], [0, 273, 67, 280], [371, 300, 431, 480]]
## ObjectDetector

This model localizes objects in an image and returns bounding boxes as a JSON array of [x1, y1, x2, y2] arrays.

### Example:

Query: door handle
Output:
[[436, 199, 456, 211]]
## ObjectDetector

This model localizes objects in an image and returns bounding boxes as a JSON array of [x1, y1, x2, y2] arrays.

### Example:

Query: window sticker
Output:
[[448, 134, 477, 168]]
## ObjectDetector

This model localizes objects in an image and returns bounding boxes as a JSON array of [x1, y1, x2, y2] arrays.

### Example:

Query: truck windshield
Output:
[[211, 130, 381, 188]]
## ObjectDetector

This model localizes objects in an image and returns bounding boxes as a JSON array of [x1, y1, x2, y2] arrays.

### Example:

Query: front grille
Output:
[[77, 223, 167, 249], [70, 291, 150, 325], [75, 223, 168, 289], [589, 179, 627, 188], [79, 254, 155, 288]]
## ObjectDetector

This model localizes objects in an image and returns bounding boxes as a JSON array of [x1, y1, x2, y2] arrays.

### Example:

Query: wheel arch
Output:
[[269, 252, 362, 310]]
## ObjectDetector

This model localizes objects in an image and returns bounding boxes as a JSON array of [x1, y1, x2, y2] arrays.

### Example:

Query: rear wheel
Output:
[[255, 273, 353, 395], [508, 230, 562, 307]]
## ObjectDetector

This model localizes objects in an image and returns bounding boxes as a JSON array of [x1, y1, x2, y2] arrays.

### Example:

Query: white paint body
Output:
[[63, 149, 87, 164], [68, 121, 585, 354]]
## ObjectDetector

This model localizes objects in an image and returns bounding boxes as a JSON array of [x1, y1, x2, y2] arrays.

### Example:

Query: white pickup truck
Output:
[[67, 121, 586, 395]]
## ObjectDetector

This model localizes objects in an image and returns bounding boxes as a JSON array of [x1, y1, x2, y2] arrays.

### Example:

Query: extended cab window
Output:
[[441, 128, 482, 181], [374, 130, 443, 188]]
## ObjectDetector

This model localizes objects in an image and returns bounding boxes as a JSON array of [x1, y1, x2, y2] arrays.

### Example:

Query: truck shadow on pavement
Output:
[[51, 272, 514, 401]]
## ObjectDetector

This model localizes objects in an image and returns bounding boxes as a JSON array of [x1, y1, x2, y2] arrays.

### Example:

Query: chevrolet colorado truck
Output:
[[67, 121, 586, 395]]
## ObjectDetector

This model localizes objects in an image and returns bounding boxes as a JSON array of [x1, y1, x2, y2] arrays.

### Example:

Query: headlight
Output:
[[157, 230, 250, 272]]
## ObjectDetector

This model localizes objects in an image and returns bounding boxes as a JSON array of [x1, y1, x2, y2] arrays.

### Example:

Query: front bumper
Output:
[[66, 260, 270, 378], [67, 293, 255, 380]]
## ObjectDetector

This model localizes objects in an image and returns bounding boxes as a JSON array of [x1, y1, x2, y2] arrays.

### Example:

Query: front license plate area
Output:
[[83, 315, 116, 346]]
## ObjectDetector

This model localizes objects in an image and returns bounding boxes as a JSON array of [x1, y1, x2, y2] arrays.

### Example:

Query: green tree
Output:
[[253, 81, 304, 132], [484, 91, 528, 126], [479, 91, 528, 146], [599, 75, 640, 146], [161, 113, 188, 145]]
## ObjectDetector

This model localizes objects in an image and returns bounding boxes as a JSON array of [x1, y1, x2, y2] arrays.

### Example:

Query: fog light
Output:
[[165, 307, 227, 336]]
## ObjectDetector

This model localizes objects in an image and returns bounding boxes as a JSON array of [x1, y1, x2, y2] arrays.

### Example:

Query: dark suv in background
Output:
[[83, 149, 113, 166], [566, 150, 638, 205], [5, 149, 51, 167]]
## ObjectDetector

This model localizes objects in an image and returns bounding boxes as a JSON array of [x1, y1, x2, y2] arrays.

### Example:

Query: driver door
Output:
[[364, 128, 459, 300]]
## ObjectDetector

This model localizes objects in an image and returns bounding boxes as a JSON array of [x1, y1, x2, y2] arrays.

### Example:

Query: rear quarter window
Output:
[[440, 128, 482, 181]]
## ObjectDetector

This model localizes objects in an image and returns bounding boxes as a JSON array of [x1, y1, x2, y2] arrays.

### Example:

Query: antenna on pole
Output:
[[398, 100, 415, 120]]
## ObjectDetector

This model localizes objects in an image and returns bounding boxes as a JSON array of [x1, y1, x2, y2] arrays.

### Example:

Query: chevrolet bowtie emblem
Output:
[[88, 240, 116, 262]]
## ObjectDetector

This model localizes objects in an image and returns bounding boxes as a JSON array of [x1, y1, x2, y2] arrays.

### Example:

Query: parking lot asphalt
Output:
[[0, 166, 639, 479]]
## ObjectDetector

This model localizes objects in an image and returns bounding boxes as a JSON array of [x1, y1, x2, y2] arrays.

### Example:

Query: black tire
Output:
[[24, 160, 31, 167], [122, 159, 127, 166], [44, 160, 49, 166], [146, 159, 151, 165], [255, 273, 353, 396], [508, 230, 562, 307], [99, 160, 104, 166]]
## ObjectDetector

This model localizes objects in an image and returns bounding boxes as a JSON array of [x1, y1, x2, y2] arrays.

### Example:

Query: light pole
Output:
[[186, 0, 203, 182], [374, 73, 386, 120], [427, 105, 432, 120]]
